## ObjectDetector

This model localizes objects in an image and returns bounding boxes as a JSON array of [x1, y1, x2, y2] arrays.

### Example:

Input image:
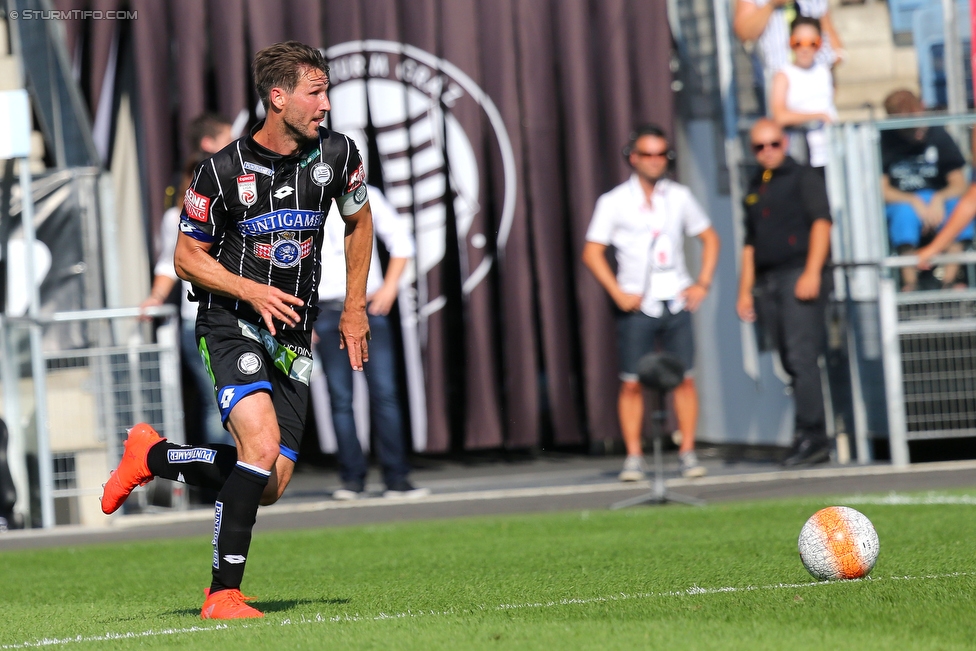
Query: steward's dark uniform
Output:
[[179, 122, 368, 460], [743, 156, 832, 446]]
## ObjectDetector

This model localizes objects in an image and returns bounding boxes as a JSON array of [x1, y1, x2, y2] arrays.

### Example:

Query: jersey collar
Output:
[[247, 120, 322, 163]]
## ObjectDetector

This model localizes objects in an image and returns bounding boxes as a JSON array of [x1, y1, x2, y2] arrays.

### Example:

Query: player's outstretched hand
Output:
[[339, 307, 370, 371], [244, 283, 303, 335]]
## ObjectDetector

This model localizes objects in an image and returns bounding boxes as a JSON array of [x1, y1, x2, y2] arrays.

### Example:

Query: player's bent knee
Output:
[[259, 474, 290, 506], [259, 486, 280, 506], [236, 442, 280, 472], [257, 456, 294, 506]]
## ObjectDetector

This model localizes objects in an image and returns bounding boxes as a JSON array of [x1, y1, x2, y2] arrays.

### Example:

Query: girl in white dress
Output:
[[770, 16, 837, 170]]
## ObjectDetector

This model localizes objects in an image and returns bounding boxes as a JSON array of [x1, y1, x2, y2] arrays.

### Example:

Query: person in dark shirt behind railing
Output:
[[881, 89, 969, 291], [736, 118, 833, 467], [917, 179, 976, 272]]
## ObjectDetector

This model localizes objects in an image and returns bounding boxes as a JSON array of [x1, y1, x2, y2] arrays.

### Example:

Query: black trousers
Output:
[[754, 266, 829, 441]]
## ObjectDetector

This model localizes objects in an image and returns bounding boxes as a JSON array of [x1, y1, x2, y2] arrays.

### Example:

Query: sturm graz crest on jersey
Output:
[[311, 162, 333, 186]]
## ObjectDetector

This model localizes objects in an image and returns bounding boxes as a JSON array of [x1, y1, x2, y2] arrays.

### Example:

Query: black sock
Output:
[[146, 441, 237, 490], [210, 462, 270, 593]]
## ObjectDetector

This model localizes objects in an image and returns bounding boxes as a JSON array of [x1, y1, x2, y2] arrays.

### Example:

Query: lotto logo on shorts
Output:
[[219, 387, 236, 411], [167, 448, 217, 464]]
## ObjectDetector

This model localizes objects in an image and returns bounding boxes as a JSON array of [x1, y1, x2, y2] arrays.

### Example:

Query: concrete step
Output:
[[0, 54, 22, 90], [835, 77, 921, 111], [834, 45, 918, 84], [828, 0, 921, 116], [832, 1, 896, 48]]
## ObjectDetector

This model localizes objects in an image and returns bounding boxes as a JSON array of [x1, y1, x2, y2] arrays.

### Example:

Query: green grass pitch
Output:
[[1, 491, 975, 650]]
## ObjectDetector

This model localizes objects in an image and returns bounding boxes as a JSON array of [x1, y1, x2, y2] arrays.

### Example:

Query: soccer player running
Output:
[[100, 41, 373, 620]]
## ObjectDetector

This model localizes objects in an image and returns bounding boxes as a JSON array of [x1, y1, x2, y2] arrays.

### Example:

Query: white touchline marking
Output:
[[837, 492, 976, 505], [3, 572, 972, 648], [0, 625, 232, 649]]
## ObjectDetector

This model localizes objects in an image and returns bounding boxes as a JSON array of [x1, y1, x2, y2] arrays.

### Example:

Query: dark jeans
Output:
[[314, 304, 409, 487], [754, 266, 829, 440]]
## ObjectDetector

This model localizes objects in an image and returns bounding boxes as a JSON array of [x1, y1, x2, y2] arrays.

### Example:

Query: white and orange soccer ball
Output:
[[798, 506, 880, 581]]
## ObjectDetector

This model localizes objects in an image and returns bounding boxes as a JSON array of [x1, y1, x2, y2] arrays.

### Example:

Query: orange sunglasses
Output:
[[790, 36, 822, 49]]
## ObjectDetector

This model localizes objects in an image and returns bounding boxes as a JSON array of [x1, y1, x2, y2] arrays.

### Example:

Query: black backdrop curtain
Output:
[[57, 0, 674, 453]]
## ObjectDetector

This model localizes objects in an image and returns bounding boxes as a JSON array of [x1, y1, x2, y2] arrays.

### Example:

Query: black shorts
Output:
[[195, 307, 314, 463], [616, 307, 695, 382]]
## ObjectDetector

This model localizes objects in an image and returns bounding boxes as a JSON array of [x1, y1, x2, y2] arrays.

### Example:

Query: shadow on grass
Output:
[[149, 597, 352, 619]]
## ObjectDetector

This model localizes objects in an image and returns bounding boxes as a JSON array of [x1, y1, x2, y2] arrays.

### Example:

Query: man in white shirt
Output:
[[582, 125, 720, 480], [315, 184, 429, 499]]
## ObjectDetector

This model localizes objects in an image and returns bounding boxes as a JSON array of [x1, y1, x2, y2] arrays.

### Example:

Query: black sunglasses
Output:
[[752, 140, 782, 153], [633, 150, 670, 159]]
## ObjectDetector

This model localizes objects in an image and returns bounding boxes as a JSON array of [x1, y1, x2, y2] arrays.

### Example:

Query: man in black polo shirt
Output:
[[737, 118, 833, 466]]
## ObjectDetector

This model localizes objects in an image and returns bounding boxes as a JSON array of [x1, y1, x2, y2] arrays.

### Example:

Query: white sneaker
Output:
[[618, 455, 646, 482], [679, 451, 707, 478], [382, 480, 431, 500], [332, 484, 364, 501]]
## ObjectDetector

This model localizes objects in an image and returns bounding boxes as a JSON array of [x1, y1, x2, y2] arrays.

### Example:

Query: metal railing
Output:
[[826, 111, 976, 466], [878, 253, 976, 465], [1, 306, 186, 526]]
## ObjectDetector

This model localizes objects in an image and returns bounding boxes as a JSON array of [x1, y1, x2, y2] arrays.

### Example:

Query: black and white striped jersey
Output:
[[179, 121, 368, 331]]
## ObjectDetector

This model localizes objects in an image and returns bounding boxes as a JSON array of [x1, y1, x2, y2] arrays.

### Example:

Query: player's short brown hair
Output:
[[252, 41, 329, 110]]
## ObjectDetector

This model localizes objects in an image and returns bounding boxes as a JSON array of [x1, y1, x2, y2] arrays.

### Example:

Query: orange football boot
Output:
[[203, 587, 257, 601], [201, 588, 264, 619], [100, 423, 164, 514]]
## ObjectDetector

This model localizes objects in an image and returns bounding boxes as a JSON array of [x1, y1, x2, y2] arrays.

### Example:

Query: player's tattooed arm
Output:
[[173, 232, 303, 336], [338, 200, 373, 371]]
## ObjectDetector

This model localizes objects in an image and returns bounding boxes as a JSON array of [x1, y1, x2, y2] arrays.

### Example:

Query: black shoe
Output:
[[781, 438, 831, 467]]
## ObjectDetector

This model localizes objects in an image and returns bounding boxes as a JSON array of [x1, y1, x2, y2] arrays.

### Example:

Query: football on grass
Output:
[[798, 506, 879, 580]]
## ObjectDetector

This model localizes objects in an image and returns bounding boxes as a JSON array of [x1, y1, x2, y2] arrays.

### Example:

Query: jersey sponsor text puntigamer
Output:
[[179, 121, 368, 331]]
